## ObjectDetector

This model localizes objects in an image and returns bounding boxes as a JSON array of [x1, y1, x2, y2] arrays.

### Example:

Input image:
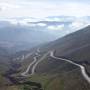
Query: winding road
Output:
[[21, 49, 49, 77], [21, 57, 37, 76], [21, 48, 90, 84], [31, 52, 49, 74], [50, 51, 90, 84]]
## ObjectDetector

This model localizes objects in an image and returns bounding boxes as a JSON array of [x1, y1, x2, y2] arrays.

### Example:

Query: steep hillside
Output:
[[40, 25, 90, 62], [28, 26, 90, 90]]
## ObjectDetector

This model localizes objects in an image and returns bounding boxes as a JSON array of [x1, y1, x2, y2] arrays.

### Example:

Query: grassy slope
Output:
[[29, 69, 90, 90], [28, 26, 90, 89]]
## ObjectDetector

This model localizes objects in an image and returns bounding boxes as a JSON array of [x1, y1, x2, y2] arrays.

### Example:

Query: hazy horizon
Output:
[[0, 0, 90, 41]]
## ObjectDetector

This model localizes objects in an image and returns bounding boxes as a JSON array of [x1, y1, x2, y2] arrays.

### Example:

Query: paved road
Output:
[[50, 51, 90, 84], [21, 56, 37, 77], [21, 48, 90, 84], [21, 49, 49, 77], [31, 52, 49, 74]]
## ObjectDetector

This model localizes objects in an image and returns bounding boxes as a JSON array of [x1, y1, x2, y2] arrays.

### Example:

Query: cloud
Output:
[[8, 19, 18, 25], [44, 17, 75, 22], [18, 19, 47, 27], [44, 18, 61, 22], [0, 7, 2, 11], [37, 23, 46, 27], [69, 19, 89, 30], [22, 18, 43, 22], [0, 3, 20, 10], [47, 24, 64, 30], [0, 1, 90, 19]]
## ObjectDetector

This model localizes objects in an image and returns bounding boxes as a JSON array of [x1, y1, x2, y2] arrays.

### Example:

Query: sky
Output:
[[0, 0, 90, 19], [0, 0, 90, 38]]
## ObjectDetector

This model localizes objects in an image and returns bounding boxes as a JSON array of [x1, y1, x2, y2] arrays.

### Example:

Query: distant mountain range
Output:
[[0, 21, 57, 53], [1, 16, 89, 40]]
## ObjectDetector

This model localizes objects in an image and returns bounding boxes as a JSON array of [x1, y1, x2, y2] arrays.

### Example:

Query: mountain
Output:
[[18, 26, 90, 90], [37, 25, 90, 74], [40, 25, 90, 63]]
